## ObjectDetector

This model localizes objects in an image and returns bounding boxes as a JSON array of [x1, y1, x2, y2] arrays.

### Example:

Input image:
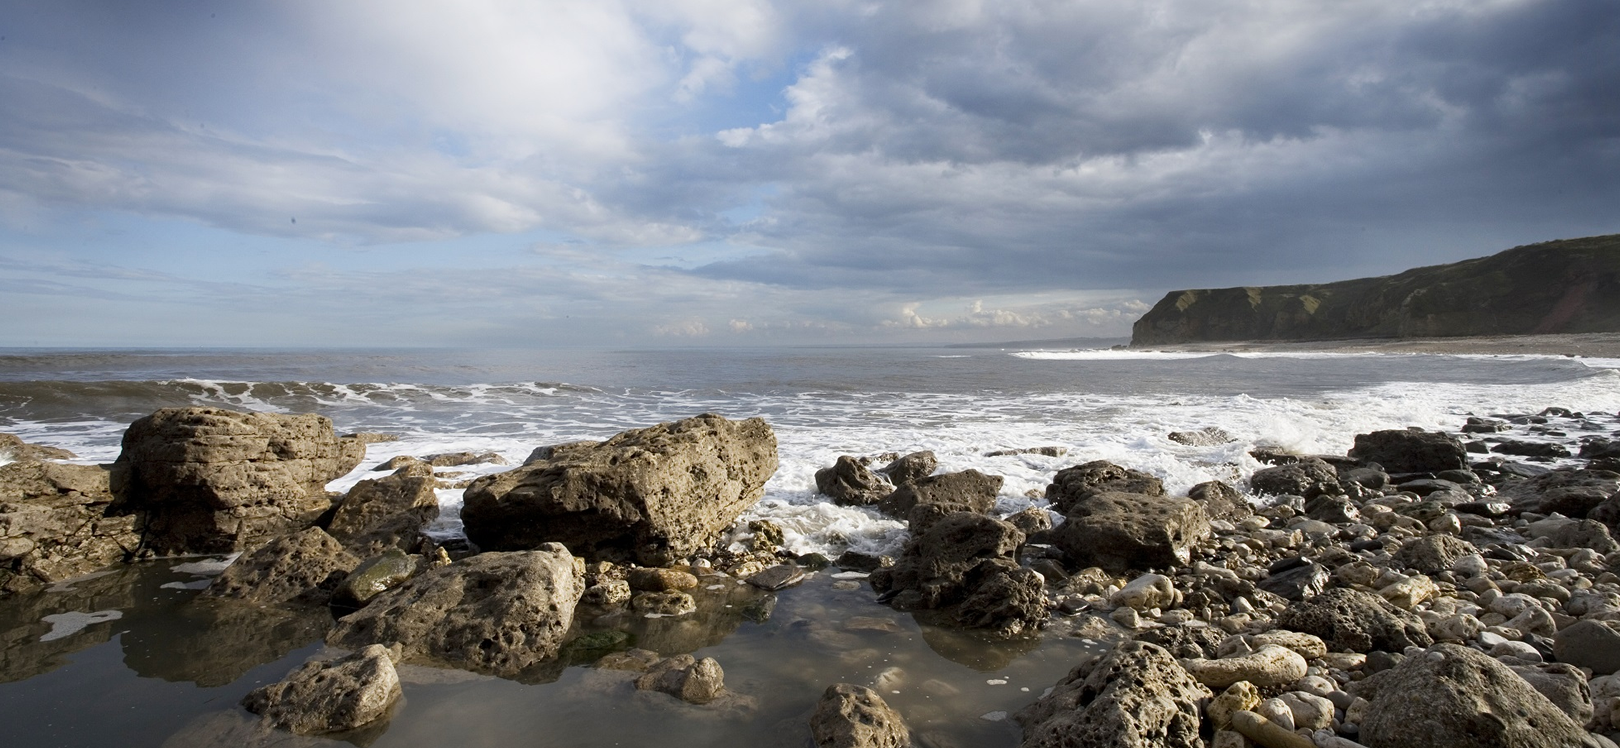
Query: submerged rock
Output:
[[1015, 640, 1210, 748], [241, 644, 401, 735], [111, 407, 365, 554], [811, 683, 911, 748], [633, 654, 725, 704], [460, 414, 777, 566], [326, 545, 583, 677]]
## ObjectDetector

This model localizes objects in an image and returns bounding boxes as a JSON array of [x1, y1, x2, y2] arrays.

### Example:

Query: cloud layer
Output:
[[1, 0, 1617, 346]]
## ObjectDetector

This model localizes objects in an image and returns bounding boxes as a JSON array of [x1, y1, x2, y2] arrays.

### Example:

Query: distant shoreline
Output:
[[1127, 331, 1620, 358]]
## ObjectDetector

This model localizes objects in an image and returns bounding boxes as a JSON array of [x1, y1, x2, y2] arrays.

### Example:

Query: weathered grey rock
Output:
[[0, 460, 138, 596], [1045, 461, 1164, 514], [869, 512, 1045, 637], [1188, 480, 1252, 521], [326, 546, 583, 676], [1539, 486, 1614, 517], [1230, 710, 1315, 748], [326, 464, 439, 556], [1133, 624, 1226, 660], [815, 456, 894, 507], [1349, 429, 1468, 474], [632, 590, 697, 616], [0, 433, 76, 461], [1358, 643, 1601, 748], [241, 644, 401, 735], [811, 683, 911, 748], [1179, 644, 1309, 689], [1250, 458, 1340, 499], [1049, 492, 1211, 573], [421, 451, 507, 468], [1304, 493, 1360, 524], [877, 470, 1002, 519], [207, 526, 360, 606], [875, 451, 937, 486], [1015, 640, 1210, 748], [633, 654, 725, 704], [581, 579, 631, 607], [986, 446, 1069, 457], [1258, 562, 1330, 602], [1168, 427, 1234, 446], [330, 549, 420, 613], [1006, 507, 1053, 535], [1112, 573, 1175, 611], [522, 441, 600, 465], [1502, 468, 1619, 513], [1528, 517, 1620, 552], [1554, 620, 1620, 675], [1394, 534, 1478, 574], [1275, 587, 1433, 653], [112, 407, 365, 554], [1511, 663, 1594, 725], [461, 414, 777, 566]]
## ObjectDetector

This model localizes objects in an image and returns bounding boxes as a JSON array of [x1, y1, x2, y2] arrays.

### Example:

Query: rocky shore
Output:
[[5, 402, 1620, 747]]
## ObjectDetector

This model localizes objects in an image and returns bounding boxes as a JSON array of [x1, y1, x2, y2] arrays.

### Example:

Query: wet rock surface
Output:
[[811, 683, 911, 748], [1015, 640, 1210, 748], [326, 464, 439, 556], [241, 643, 402, 735]]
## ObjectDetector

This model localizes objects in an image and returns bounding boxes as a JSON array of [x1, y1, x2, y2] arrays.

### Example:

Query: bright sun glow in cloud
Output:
[[0, 0, 1616, 347]]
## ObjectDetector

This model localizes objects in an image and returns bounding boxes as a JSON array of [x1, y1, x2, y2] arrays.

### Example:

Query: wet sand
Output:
[[1132, 332, 1620, 358]]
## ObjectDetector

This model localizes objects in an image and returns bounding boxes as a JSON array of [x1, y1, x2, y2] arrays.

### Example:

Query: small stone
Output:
[[1279, 690, 1335, 731], [626, 567, 700, 592], [633, 654, 725, 704], [1110, 606, 1141, 629], [1111, 573, 1176, 611], [1180, 645, 1308, 689], [1231, 709, 1316, 748], [1207, 680, 1262, 730], [632, 591, 697, 616], [746, 564, 807, 591], [1378, 575, 1439, 610]]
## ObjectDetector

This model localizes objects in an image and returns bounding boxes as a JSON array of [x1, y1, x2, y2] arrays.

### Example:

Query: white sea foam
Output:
[[39, 610, 123, 642]]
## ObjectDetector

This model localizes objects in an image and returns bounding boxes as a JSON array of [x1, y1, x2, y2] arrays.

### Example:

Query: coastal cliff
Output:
[[1131, 234, 1620, 346]]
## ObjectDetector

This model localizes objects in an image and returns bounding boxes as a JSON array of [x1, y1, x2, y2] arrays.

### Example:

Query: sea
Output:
[[1, 344, 1618, 747]]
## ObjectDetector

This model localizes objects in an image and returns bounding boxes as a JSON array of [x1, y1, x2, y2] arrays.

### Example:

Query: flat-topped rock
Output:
[[0, 460, 137, 595], [111, 407, 365, 554], [461, 414, 776, 566]]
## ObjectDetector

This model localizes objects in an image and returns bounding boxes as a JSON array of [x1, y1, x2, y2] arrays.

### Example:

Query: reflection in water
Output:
[[0, 563, 1110, 748], [121, 596, 332, 687]]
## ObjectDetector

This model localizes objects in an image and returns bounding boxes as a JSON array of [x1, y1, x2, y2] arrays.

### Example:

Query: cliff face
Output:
[[1131, 234, 1620, 345]]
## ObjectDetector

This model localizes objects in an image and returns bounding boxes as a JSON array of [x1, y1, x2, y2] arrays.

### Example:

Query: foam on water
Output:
[[5, 349, 1618, 560]]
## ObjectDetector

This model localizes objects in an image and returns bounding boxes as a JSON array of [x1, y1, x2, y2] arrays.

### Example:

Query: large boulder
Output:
[[1349, 429, 1467, 474], [0, 460, 138, 595], [1249, 458, 1340, 499], [1508, 468, 1620, 515], [811, 683, 911, 748], [1357, 643, 1602, 748], [815, 456, 893, 507], [241, 644, 401, 735], [205, 526, 360, 606], [326, 545, 583, 677], [877, 469, 1002, 519], [461, 414, 777, 566], [1045, 461, 1164, 514], [869, 511, 1046, 637], [111, 408, 365, 554], [1275, 587, 1433, 653], [1048, 492, 1210, 573], [326, 464, 439, 556], [1015, 640, 1211, 748]]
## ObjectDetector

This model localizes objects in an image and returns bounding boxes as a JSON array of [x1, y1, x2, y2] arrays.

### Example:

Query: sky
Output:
[[1, 0, 1617, 348]]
